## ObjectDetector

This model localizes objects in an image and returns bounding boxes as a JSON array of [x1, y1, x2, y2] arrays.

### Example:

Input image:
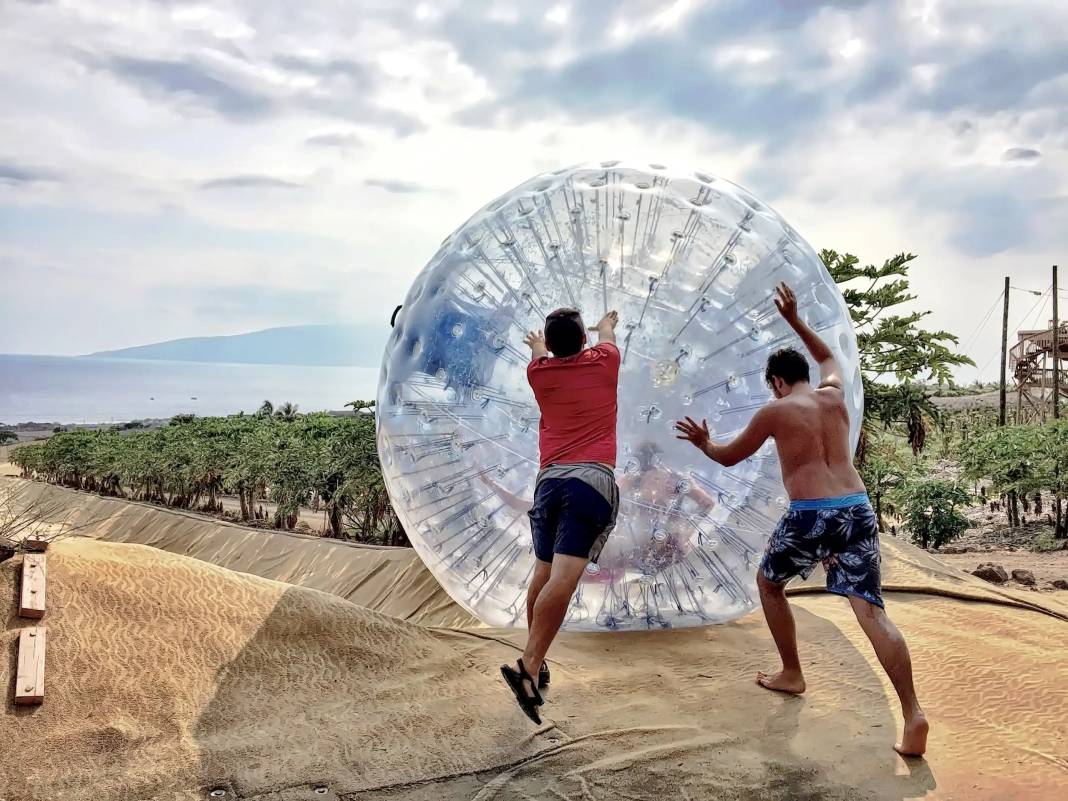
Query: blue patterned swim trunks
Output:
[[759, 493, 883, 608]]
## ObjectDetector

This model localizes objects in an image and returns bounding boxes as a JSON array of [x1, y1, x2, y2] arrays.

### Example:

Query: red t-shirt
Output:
[[526, 342, 620, 469]]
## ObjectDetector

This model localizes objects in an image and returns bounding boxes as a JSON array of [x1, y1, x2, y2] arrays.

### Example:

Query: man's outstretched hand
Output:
[[674, 416, 711, 452], [588, 310, 619, 342], [773, 282, 800, 325], [524, 329, 548, 358]]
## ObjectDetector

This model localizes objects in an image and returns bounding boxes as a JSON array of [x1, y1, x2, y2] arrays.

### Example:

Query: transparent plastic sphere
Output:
[[377, 161, 862, 631]]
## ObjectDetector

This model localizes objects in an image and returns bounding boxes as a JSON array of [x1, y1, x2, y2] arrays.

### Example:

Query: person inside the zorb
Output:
[[675, 282, 929, 758], [499, 307, 622, 725]]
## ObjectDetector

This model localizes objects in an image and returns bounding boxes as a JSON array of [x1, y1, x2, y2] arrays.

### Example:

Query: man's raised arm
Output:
[[588, 310, 619, 345], [674, 407, 775, 468], [774, 282, 842, 390]]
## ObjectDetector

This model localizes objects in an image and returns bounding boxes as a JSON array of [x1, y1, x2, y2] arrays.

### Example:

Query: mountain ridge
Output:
[[85, 323, 389, 367]]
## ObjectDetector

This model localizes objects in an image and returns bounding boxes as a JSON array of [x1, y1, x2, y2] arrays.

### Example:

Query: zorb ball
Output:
[[377, 161, 862, 631]]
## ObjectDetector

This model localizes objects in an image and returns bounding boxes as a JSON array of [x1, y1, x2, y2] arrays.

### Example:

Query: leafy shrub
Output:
[[895, 478, 971, 549]]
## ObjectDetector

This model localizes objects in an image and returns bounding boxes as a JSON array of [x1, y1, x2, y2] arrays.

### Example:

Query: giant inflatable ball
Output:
[[377, 161, 862, 631]]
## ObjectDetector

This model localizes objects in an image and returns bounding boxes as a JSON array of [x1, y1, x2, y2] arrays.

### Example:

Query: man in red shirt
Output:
[[500, 307, 621, 724]]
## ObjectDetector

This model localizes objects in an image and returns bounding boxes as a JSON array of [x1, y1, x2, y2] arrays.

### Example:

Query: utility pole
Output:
[[1054, 265, 1060, 420], [999, 275, 1010, 426]]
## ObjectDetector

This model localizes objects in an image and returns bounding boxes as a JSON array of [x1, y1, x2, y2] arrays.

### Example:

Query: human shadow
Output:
[[185, 573, 939, 801], [189, 584, 545, 800], [747, 601, 938, 801]]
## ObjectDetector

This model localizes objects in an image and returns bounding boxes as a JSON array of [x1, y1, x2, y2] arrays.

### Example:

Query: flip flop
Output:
[[500, 658, 544, 724]]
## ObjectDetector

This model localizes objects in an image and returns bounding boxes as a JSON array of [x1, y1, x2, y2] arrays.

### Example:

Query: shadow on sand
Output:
[[189, 586, 937, 801]]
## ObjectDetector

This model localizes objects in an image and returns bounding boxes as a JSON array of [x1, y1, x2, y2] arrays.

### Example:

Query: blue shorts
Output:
[[759, 493, 883, 608], [528, 476, 618, 564]]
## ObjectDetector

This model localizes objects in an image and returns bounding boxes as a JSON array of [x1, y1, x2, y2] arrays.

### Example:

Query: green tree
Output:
[[895, 478, 971, 549], [0, 430, 17, 445], [871, 381, 939, 457], [12, 411, 404, 543], [824, 250, 973, 461], [858, 433, 908, 528], [959, 421, 1068, 537]]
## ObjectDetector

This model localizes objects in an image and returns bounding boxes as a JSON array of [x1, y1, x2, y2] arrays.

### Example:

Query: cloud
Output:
[[272, 54, 373, 84], [363, 178, 433, 194], [104, 55, 276, 120], [305, 132, 363, 148], [199, 175, 304, 190], [1, 0, 1066, 381], [1003, 147, 1042, 163], [149, 283, 347, 324], [504, 43, 826, 143], [95, 52, 423, 135], [912, 47, 1068, 116], [0, 161, 59, 185], [0, 203, 343, 256], [442, 0, 887, 147], [908, 164, 1061, 257]]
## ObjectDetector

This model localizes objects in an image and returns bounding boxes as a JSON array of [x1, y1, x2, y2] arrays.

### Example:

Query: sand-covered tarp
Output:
[[3, 478, 1068, 800], [1, 478, 476, 627], [4, 478, 1065, 624]]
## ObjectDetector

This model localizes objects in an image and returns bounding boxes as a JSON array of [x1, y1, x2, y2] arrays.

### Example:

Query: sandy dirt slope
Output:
[[1, 527, 1067, 798]]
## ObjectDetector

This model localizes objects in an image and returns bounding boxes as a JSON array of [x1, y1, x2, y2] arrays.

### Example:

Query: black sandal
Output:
[[500, 658, 544, 724], [539, 661, 550, 690]]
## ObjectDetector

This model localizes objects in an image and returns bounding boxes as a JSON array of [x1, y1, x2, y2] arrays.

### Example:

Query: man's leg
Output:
[[756, 572, 806, 694], [526, 559, 552, 628], [520, 554, 587, 682], [848, 595, 929, 756]]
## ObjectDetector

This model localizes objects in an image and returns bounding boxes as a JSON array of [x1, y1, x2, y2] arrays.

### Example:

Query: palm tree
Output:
[[257, 400, 274, 418], [274, 402, 299, 422], [344, 400, 375, 414]]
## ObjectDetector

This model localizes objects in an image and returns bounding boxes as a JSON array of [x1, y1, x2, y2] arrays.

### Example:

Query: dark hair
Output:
[[635, 441, 662, 471], [765, 347, 810, 386], [544, 308, 584, 357]]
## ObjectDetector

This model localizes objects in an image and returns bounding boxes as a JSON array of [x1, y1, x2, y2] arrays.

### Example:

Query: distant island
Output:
[[86, 324, 390, 368]]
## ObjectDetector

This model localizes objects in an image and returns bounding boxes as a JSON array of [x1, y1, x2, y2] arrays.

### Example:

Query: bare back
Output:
[[767, 384, 864, 500]]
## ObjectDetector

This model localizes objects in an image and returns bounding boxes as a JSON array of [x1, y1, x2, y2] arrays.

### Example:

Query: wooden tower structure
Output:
[[1011, 320, 1068, 423]]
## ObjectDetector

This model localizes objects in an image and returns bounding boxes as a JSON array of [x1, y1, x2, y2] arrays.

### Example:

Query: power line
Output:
[[1025, 287, 1052, 330], [976, 286, 1050, 379], [959, 288, 1005, 353], [1010, 285, 1044, 296], [977, 349, 1000, 377]]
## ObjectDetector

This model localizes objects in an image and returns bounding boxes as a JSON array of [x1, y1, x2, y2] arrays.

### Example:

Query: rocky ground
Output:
[[929, 493, 1068, 592], [936, 549, 1068, 592]]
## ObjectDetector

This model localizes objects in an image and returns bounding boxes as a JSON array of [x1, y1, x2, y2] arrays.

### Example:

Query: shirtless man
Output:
[[674, 283, 929, 757]]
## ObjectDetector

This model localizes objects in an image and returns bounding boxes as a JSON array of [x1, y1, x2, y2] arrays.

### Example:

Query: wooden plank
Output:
[[15, 627, 46, 706], [24, 539, 49, 553], [19, 553, 47, 619]]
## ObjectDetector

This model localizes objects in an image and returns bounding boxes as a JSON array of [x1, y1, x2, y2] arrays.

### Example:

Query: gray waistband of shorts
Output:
[[537, 462, 618, 509]]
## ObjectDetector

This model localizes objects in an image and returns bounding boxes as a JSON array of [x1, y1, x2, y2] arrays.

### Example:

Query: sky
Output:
[[1, 0, 1066, 382]]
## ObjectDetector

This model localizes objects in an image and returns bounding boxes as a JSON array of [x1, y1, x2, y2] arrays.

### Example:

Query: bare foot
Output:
[[756, 669, 806, 695], [894, 713, 929, 757]]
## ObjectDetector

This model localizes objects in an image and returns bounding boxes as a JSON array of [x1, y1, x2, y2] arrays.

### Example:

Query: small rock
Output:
[[1011, 569, 1036, 586], [940, 546, 967, 555], [1050, 579, 1068, 591], [972, 563, 1008, 584]]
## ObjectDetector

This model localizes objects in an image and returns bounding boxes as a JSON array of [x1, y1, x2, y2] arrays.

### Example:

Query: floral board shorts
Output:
[[759, 493, 883, 608]]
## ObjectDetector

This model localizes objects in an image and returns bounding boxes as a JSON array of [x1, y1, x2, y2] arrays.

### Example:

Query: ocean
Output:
[[0, 354, 381, 424]]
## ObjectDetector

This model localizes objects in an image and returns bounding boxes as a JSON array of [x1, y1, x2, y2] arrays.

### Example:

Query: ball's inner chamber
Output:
[[378, 163, 861, 631]]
